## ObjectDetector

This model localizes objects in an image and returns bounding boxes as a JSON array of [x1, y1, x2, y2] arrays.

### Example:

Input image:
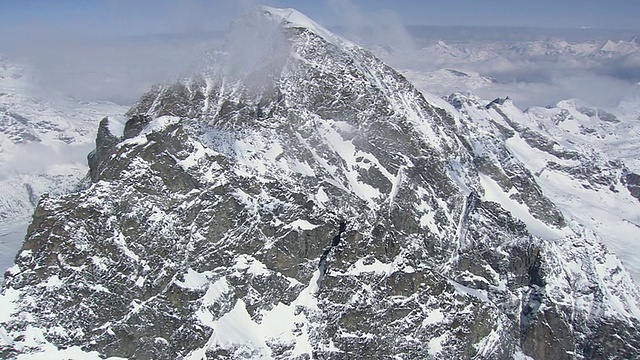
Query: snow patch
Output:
[[286, 219, 319, 231], [175, 268, 213, 290], [427, 333, 447, 356], [234, 255, 270, 277], [189, 269, 323, 359], [479, 173, 567, 240], [316, 187, 329, 204], [119, 116, 179, 147], [448, 279, 489, 302], [421, 309, 445, 326]]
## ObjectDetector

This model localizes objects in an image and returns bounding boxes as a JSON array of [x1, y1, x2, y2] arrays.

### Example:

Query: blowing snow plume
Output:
[[199, 6, 291, 96], [327, 0, 418, 65], [0, 0, 256, 105]]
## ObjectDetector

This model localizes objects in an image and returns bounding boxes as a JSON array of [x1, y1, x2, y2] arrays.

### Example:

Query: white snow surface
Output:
[[187, 269, 323, 359], [261, 6, 355, 49]]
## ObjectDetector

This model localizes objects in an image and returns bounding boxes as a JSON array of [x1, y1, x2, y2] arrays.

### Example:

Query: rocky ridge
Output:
[[438, 92, 640, 281]]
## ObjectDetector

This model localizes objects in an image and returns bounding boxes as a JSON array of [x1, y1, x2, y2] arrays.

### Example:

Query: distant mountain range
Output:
[[0, 57, 127, 279]]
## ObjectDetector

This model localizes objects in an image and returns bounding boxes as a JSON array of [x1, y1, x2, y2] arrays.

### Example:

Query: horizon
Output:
[[1, 0, 640, 39], [1, 0, 639, 109]]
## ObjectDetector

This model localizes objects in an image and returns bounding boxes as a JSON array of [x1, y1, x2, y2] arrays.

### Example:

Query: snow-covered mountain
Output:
[[1, 7, 640, 360], [399, 68, 496, 98], [387, 35, 640, 102], [593, 37, 640, 58], [0, 56, 127, 279], [414, 36, 640, 63], [439, 93, 640, 282]]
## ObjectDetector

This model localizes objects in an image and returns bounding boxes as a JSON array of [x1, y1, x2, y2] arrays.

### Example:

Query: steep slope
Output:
[[2, 7, 640, 360], [524, 99, 640, 275], [0, 57, 127, 279], [441, 92, 640, 281]]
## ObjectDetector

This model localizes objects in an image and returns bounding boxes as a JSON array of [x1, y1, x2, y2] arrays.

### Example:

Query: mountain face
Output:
[[0, 57, 127, 280], [2, 7, 640, 360], [438, 93, 640, 283]]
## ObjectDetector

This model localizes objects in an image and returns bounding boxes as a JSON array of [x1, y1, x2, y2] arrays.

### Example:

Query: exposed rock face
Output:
[[2, 7, 640, 360], [624, 171, 640, 201], [87, 117, 120, 182]]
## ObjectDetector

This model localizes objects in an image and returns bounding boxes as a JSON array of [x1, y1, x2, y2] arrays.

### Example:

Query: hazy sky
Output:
[[1, 0, 638, 108], [1, 0, 639, 38]]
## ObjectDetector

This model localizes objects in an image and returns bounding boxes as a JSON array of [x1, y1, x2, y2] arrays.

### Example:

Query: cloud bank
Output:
[[0, 0, 256, 105], [1, 0, 638, 111]]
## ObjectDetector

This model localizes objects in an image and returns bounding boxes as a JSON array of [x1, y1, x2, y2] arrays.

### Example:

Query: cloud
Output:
[[0, 0, 256, 105], [389, 30, 640, 109], [467, 56, 639, 108], [222, 7, 288, 78], [472, 74, 637, 110], [1, 1, 638, 112], [0, 141, 94, 180], [327, 0, 417, 62], [8, 35, 214, 104]]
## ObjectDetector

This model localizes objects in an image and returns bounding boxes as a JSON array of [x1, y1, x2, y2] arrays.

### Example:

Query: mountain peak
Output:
[[186, 6, 355, 88], [260, 6, 319, 29], [259, 6, 352, 48]]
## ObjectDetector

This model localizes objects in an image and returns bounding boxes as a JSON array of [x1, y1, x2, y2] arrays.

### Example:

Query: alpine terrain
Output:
[[0, 57, 127, 280], [1, 7, 640, 360]]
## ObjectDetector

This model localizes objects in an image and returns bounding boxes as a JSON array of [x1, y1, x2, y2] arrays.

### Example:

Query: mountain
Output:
[[0, 57, 128, 280], [2, 7, 640, 359], [399, 68, 496, 97], [593, 38, 640, 58], [441, 93, 640, 282], [417, 37, 639, 63]]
